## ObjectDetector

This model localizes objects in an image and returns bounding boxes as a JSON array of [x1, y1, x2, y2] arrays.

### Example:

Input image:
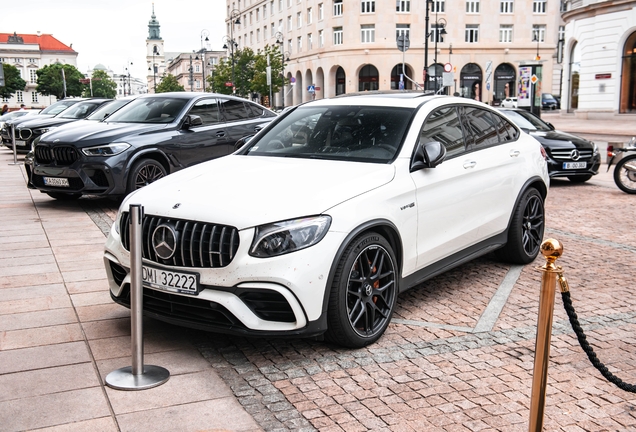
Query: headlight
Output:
[[33, 127, 49, 135], [592, 142, 598, 154], [250, 215, 331, 258], [82, 142, 130, 156]]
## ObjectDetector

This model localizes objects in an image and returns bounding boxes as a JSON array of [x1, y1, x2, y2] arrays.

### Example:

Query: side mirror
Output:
[[410, 141, 447, 172], [182, 114, 203, 130], [546, 122, 555, 131], [234, 135, 254, 151]]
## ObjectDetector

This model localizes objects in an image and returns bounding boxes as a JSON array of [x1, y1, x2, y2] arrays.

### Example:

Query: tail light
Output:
[[607, 145, 614, 159]]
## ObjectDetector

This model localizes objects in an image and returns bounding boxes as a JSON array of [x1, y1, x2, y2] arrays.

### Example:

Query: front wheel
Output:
[[325, 233, 398, 348], [495, 188, 545, 264], [126, 158, 167, 194], [613, 155, 636, 194]]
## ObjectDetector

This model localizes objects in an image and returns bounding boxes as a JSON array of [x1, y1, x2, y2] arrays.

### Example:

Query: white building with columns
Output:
[[225, 0, 565, 108]]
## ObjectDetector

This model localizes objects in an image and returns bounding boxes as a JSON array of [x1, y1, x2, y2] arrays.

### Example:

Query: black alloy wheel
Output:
[[496, 188, 545, 264], [613, 155, 636, 194], [126, 158, 167, 194], [326, 233, 398, 348]]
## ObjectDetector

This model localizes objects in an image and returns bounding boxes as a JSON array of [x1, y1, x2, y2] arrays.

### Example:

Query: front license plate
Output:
[[142, 265, 199, 295], [563, 162, 587, 169], [14, 139, 27, 147], [43, 177, 70, 187]]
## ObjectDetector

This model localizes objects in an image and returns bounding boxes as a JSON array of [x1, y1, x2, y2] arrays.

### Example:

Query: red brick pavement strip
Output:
[[47, 164, 636, 431]]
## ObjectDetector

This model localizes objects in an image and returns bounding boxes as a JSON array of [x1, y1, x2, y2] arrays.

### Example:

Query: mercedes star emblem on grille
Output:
[[570, 149, 580, 161], [152, 224, 178, 260]]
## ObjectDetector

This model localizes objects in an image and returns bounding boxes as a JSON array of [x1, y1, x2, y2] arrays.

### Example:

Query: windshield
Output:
[[86, 99, 132, 121], [500, 110, 551, 132], [105, 97, 188, 123], [242, 105, 413, 163], [58, 102, 104, 119], [40, 100, 79, 115]]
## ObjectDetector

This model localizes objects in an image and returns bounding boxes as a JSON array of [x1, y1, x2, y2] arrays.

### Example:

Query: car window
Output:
[[462, 107, 500, 148], [492, 112, 519, 143], [59, 102, 104, 119], [501, 109, 551, 132], [419, 106, 465, 158], [106, 97, 188, 123], [219, 99, 248, 121], [243, 105, 412, 163], [40, 100, 78, 115], [189, 98, 221, 126], [86, 99, 131, 121]]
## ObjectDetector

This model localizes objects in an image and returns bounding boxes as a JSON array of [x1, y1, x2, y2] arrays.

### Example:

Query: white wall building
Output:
[[561, 0, 636, 117], [225, 0, 565, 108], [0, 32, 78, 109]]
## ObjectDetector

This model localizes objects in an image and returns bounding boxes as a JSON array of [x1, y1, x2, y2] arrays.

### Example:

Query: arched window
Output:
[[358, 65, 379, 91], [620, 32, 636, 113], [460, 63, 483, 100], [336, 67, 346, 95], [494, 63, 516, 104], [569, 42, 580, 111]]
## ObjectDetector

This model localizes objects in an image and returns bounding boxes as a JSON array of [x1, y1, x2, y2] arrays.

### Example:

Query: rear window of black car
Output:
[[106, 97, 188, 123]]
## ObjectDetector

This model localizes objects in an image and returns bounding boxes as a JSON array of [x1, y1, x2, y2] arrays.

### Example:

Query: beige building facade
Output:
[[226, 0, 565, 107]]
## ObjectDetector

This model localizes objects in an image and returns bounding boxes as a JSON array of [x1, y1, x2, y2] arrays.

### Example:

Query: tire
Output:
[[325, 232, 398, 348], [126, 158, 167, 194], [495, 188, 545, 264], [613, 155, 636, 194], [46, 192, 81, 200], [567, 175, 592, 183]]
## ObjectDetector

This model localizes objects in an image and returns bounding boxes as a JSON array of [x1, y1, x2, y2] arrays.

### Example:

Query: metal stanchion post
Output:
[[8, 123, 19, 166], [528, 239, 563, 432], [105, 204, 170, 390]]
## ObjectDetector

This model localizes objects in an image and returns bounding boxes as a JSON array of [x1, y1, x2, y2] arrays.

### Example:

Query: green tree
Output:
[[83, 69, 117, 98], [251, 45, 286, 99], [0, 63, 27, 100], [36, 63, 84, 99], [210, 48, 258, 97], [155, 74, 185, 93]]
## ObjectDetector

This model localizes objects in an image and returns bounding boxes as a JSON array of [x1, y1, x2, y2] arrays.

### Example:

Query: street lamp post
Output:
[[533, 29, 541, 61], [424, 0, 432, 91], [432, 17, 447, 93], [151, 46, 158, 92], [275, 31, 285, 108], [223, 9, 241, 94], [200, 29, 209, 92], [125, 61, 133, 96], [189, 54, 194, 92]]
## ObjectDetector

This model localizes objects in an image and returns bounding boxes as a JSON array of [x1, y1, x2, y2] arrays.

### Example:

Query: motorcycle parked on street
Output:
[[607, 137, 636, 194]]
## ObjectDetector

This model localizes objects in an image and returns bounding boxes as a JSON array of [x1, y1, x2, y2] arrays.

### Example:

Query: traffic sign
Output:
[[396, 34, 410, 52], [225, 82, 233, 87], [307, 85, 315, 93], [530, 74, 539, 84], [443, 63, 452, 73], [315, 87, 321, 91]]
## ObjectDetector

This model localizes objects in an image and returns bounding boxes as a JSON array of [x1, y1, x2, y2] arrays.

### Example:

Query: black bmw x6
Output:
[[25, 92, 276, 200]]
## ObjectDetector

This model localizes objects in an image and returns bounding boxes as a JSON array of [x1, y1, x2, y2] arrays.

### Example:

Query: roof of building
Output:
[[0, 32, 75, 52]]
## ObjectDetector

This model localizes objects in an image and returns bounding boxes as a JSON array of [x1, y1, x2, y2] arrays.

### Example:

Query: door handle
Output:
[[463, 161, 477, 169], [510, 149, 520, 157], [216, 131, 227, 138], [254, 125, 263, 132]]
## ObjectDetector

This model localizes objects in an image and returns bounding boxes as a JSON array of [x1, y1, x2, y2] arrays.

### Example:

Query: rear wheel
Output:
[[126, 158, 167, 194], [496, 188, 544, 264], [46, 192, 81, 200], [613, 155, 636, 194], [567, 175, 592, 183], [325, 233, 398, 348]]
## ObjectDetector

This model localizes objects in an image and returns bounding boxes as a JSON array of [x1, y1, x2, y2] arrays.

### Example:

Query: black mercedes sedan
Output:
[[498, 108, 601, 183], [25, 92, 276, 200], [7, 99, 112, 153]]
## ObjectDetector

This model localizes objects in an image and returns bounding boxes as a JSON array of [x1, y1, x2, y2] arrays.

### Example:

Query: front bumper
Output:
[[546, 152, 601, 178], [103, 221, 347, 337]]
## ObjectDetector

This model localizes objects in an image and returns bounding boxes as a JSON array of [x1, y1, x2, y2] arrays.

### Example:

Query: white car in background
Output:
[[104, 93, 549, 348], [500, 97, 518, 108]]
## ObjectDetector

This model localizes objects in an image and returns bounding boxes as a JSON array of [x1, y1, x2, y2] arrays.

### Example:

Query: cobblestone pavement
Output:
[[71, 168, 636, 432]]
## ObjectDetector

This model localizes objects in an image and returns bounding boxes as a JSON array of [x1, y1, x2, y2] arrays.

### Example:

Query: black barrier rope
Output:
[[560, 289, 636, 393]]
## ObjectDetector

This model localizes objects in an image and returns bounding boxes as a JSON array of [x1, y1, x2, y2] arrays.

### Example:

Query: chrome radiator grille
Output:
[[120, 212, 240, 268]]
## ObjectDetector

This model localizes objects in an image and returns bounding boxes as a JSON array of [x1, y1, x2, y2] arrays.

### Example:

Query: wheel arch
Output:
[[504, 176, 548, 231], [125, 150, 172, 184], [319, 219, 404, 322]]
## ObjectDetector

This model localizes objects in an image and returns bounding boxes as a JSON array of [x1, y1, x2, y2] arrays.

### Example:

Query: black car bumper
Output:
[[546, 152, 601, 178]]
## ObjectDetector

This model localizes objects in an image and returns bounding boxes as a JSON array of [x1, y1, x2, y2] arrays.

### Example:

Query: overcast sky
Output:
[[1, 0, 226, 80]]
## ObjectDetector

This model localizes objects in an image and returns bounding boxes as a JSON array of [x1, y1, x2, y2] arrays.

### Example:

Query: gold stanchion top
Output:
[[540, 239, 563, 270]]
